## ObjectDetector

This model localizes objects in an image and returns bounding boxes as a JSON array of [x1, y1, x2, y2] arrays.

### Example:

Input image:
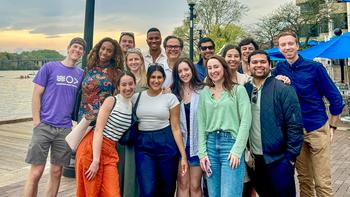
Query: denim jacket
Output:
[[180, 90, 200, 157]]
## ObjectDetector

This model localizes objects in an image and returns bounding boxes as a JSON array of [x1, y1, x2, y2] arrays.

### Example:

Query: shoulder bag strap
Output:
[[133, 92, 142, 115]]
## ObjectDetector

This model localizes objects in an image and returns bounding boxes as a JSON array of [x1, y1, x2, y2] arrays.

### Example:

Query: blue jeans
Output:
[[207, 131, 245, 197]]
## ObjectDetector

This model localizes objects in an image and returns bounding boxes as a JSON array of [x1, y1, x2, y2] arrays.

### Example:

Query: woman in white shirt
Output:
[[133, 64, 188, 197]]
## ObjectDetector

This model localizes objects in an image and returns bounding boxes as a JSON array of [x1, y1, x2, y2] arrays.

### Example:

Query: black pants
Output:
[[251, 155, 296, 197]]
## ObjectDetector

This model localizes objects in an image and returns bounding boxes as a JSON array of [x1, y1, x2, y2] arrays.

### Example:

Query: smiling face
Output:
[[224, 48, 241, 72], [126, 53, 142, 73], [278, 35, 299, 62], [118, 75, 136, 99], [165, 38, 182, 60], [199, 41, 215, 60], [120, 35, 135, 53], [67, 43, 84, 61], [249, 53, 271, 80], [240, 43, 256, 63], [98, 41, 114, 65], [146, 31, 162, 51], [178, 62, 193, 84], [207, 58, 224, 83], [148, 70, 164, 91]]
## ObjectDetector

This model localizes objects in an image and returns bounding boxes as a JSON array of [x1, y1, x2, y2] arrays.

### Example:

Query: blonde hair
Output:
[[125, 48, 147, 88]]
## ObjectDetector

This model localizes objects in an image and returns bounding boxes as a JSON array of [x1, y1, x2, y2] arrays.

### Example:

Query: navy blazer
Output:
[[245, 76, 304, 164]]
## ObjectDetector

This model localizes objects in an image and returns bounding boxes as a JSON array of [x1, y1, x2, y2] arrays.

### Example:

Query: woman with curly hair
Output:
[[75, 37, 124, 196], [78, 37, 124, 126]]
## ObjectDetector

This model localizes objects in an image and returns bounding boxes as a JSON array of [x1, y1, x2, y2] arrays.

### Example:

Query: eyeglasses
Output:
[[251, 87, 258, 104], [166, 45, 181, 49], [200, 45, 214, 51]]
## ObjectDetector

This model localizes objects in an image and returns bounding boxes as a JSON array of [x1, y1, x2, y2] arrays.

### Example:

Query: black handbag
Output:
[[71, 88, 82, 122], [119, 92, 142, 146]]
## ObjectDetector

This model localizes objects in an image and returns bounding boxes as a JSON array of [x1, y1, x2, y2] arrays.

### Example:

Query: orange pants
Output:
[[76, 130, 120, 197]]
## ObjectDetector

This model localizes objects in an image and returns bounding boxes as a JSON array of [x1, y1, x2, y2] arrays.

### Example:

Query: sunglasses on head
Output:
[[251, 87, 258, 104], [200, 45, 214, 51], [126, 48, 142, 53], [120, 32, 135, 37]]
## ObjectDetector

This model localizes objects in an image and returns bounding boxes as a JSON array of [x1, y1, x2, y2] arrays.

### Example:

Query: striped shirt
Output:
[[103, 94, 132, 141]]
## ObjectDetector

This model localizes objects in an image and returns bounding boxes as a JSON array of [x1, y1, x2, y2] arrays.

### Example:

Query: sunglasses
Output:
[[200, 45, 214, 51], [251, 87, 258, 104]]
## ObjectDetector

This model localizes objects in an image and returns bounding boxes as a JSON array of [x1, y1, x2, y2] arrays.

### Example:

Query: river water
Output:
[[0, 70, 36, 121]]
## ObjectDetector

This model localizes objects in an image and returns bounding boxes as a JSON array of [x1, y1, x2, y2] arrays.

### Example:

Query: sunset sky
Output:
[[0, 0, 289, 54]]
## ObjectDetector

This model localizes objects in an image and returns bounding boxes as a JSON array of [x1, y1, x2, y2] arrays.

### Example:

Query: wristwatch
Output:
[[329, 125, 337, 130]]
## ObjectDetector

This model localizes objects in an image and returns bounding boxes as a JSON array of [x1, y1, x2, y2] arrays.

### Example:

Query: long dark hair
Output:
[[146, 64, 166, 87], [171, 58, 204, 101], [205, 55, 235, 92]]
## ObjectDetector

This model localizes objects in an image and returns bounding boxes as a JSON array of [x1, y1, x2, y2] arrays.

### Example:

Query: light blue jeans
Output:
[[206, 131, 245, 197]]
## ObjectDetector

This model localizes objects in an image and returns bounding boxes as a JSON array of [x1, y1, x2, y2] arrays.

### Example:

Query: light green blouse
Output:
[[197, 85, 252, 159]]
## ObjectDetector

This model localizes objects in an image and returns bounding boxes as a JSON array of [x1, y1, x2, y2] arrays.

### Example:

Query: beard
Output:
[[251, 71, 270, 80]]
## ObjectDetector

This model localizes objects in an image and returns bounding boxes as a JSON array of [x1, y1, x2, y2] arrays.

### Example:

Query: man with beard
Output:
[[195, 37, 215, 81], [144, 27, 167, 68], [274, 31, 343, 197], [244, 50, 304, 197], [119, 32, 135, 56]]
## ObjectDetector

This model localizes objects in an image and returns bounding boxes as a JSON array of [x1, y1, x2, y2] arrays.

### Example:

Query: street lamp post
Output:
[[187, 0, 196, 62], [63, 0, 95, 178], [334, 28, 345, 83], [82, 0, 95, 68]]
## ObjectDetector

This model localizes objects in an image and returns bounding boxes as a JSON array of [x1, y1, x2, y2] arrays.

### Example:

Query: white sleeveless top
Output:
[[103, 94, 132, 141]]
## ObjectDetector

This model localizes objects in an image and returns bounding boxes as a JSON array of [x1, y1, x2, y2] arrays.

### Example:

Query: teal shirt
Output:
[[197, 85, 252, 159]]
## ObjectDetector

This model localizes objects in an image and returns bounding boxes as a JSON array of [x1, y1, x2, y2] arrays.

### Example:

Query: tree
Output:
[[196, 0, 248, 34], [173, 0, 248, 61], [252, 0, 338, 49], [254, 15, 285, 48], [207, 24, 247, 53]]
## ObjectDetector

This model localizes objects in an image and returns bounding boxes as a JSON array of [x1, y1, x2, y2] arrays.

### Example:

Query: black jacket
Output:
[[245, 76, 304, 164]]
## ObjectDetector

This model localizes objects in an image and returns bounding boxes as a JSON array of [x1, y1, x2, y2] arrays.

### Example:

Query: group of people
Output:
[[23, 26, 343, 197]]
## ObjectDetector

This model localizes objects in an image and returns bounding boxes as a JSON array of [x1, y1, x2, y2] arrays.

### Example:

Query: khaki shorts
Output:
[[25, 122, 72, 166]]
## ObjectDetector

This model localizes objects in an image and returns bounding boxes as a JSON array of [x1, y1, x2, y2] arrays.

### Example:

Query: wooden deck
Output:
[[0, 121, 75, 197], [0, 121, 350, 196]]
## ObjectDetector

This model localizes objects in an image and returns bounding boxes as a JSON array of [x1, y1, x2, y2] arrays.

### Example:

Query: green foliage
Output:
[[173, 0, 248, 62], [0, 50, 64, 70], [207, 24, 247, 54]]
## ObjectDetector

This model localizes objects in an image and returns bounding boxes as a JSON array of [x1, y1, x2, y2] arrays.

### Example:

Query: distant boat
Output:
[[28, 71, 36, 76]]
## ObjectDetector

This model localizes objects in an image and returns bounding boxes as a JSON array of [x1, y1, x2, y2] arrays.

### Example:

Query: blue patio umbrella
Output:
[[300, 40, 319, 46], [265, 47, 285, 61], [299, 32, 350, 60]]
